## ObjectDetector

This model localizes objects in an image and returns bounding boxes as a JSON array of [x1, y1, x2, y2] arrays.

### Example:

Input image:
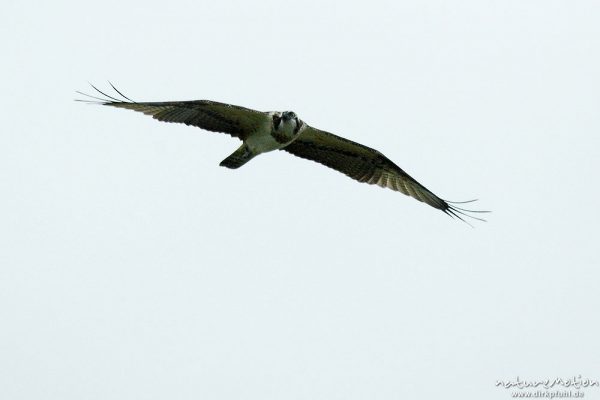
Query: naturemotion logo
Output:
[[495, 375, 599, 398]]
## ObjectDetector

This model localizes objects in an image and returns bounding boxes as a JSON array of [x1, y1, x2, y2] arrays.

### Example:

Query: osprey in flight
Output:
[[78, 84, 487, 223]]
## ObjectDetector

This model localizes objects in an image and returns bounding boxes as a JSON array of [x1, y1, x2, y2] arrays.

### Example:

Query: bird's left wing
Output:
[[283, 126, 481, 220]]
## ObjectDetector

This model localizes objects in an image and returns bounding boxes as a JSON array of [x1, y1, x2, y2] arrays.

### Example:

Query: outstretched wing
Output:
[[283, 126, 485, 221], [78, 85, 269, 140]]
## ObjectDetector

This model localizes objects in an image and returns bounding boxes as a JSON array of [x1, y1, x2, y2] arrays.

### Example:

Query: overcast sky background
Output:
[[1, 1, 599, 399]]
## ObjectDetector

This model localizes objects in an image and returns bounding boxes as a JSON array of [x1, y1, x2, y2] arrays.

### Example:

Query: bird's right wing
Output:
[[78, 85, 270, 140]]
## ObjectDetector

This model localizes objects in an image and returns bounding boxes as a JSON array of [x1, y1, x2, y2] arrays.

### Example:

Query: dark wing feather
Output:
[[104, 99, 268, 140], [283, 126, 484, 220]]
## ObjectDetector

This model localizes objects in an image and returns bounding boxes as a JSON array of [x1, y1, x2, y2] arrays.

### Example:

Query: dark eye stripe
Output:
[[293, 117, 301, 134], [273, 114, 282, 130]]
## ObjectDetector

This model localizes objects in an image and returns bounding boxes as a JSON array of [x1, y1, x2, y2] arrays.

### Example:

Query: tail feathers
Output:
[[219, 145, 255, 169]]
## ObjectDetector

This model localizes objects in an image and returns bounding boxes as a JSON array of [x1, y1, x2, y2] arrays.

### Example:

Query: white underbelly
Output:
[[245, 130, 284, 154]]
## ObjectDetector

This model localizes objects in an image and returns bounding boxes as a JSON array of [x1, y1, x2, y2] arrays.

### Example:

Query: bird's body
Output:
[[246, 111, 304, 155], [245, 117, 285, 153], [77, 84, 487, 223]]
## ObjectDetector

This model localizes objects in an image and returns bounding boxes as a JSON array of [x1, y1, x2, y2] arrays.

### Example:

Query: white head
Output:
[[272, 111, 303, 141]]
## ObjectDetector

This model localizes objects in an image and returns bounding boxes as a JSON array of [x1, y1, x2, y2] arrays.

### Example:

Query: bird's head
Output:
[[273, 111, 303, 139]]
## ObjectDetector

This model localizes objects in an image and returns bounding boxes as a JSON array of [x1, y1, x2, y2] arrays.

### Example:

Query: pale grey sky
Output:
[[1, 0, 599, 399]]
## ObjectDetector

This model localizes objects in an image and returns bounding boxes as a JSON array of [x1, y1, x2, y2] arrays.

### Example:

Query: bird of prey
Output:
[[77, 84, 487, 223]]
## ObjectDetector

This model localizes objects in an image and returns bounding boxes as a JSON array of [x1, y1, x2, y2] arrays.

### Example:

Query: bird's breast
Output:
[[245, 125, 286, 155]]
